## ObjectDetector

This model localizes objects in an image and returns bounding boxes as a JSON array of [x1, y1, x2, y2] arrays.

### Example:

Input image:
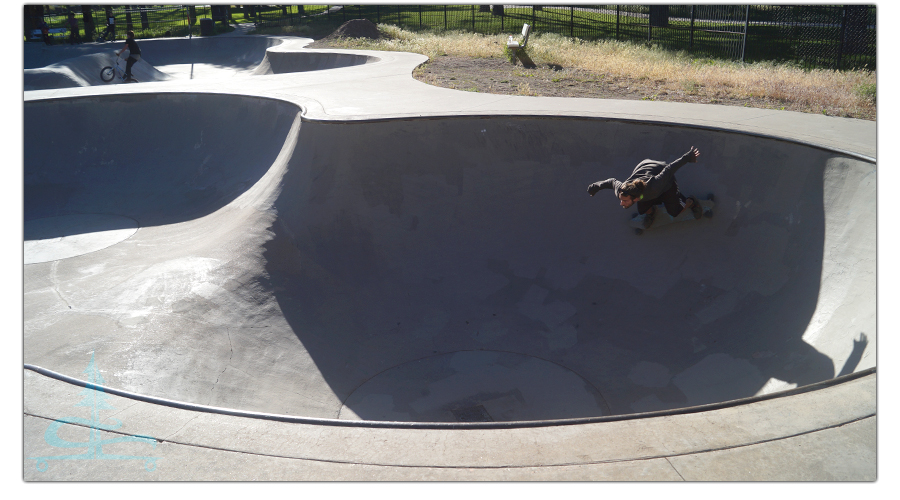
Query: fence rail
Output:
[[25, 5, 875, 71]]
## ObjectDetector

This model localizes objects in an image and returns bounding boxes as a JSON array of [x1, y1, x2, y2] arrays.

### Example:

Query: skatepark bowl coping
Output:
[[23, 37, 379, 90], [23, 90, 875, 426]]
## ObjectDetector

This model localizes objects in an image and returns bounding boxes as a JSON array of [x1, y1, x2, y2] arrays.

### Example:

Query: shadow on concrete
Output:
[[262, 116, 875, 422], [23, 94, 874, 424]]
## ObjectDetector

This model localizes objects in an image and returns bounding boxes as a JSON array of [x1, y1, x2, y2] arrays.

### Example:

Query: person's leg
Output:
[[659, 182, 693, 218], [636, 198, 662, 228], [636, 199, 656, 215], [124, 56, 137, 79]]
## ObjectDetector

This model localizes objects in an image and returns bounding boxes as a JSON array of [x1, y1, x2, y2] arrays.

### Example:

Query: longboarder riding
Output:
[[587, 146, 703, 229]]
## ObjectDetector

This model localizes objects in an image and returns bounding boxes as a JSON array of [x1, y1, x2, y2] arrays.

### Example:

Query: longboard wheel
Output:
[[634, 228, 643, 235], [704, 209, 713, 219], [707, 193, 715, 202]]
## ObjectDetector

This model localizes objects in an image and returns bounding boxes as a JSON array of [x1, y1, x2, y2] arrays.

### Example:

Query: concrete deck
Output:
[[22, 29, 876, 481]]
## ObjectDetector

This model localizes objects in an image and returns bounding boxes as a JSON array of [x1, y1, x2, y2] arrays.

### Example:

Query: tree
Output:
[[140, 6, 149, 30], [81, 5, 95, 39], [24, 5, 43, 37]]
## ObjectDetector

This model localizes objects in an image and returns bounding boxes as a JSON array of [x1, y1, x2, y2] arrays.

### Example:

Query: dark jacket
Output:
[[589, 150, 694, 201], [125, 37, 141, 55]]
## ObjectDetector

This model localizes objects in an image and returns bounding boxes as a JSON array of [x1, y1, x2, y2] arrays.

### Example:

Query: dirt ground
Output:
[[413, 55, 874, 120], [305, 21, 874, 121]]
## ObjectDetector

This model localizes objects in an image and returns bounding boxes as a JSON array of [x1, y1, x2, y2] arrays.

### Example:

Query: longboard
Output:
[[629, 194, 714, 235]]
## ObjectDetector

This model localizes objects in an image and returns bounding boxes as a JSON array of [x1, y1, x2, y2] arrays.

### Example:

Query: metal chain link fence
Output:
[[25, 5, 875, 71]]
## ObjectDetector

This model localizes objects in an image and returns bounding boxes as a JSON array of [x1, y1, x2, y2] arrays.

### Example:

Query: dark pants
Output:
[[637, 181, 687, 217], [124, 54, 140, 79]]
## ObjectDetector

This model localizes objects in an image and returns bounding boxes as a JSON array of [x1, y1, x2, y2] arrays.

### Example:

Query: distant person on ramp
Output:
[[67, 12, 80, 44], [587, 146, 702, 228], [115, 30, 141, 82]]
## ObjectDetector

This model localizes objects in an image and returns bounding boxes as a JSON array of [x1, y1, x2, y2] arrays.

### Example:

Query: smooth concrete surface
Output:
[[23, 368, 875, 480], [23, 30, 876, 480]]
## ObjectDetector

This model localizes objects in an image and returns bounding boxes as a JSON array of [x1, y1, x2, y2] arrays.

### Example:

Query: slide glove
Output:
[[587, 183, 602, 196]]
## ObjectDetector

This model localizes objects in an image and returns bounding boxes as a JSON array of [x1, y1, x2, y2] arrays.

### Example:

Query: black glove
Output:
[[587, 183, 601, 196]]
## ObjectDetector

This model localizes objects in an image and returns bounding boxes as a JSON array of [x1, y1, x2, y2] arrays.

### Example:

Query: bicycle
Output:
[[100, 54, 138, 83], [95, 22, 116, 42]]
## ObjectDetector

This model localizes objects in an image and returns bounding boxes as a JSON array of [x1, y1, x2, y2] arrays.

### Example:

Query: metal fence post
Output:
[[616, 5, 620, 40], [741, 5, 750, 62], [837, 5, 848, 70], [689, 5, 696, 50], [570, 6, 574, 38]]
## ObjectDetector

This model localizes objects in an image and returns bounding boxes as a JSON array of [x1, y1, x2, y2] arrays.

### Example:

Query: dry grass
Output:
[[313, 25, 877, 119]]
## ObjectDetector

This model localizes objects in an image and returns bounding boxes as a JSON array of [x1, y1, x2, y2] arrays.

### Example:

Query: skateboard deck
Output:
[[629, 194, 714, 235]]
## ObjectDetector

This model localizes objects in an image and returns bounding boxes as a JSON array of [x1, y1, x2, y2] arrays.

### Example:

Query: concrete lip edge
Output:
[[24, 213, 139, 265], [23, 363, 875, 430]]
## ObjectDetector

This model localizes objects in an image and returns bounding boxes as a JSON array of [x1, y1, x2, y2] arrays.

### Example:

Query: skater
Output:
[[115, 31, 141, 82], [587, 146, 702, 228]]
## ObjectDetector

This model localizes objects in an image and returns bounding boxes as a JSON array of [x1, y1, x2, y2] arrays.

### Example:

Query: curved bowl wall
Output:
[[22, 94, 876, 423]]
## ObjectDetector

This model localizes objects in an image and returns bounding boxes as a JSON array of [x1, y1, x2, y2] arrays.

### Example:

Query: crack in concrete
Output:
[[163, 414, 202, 442], [665, 457, 687, 480], [207, 331, 235, 404], [49, 261, 73, 310]]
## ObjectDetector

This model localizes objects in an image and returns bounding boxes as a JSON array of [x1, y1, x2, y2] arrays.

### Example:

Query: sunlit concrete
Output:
[[23, 27, 876, 480]]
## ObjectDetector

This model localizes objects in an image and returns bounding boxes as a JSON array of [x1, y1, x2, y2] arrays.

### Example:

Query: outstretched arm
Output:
[[653, 146, 700, 183], [587, 178, 620, 196], [684, 146, 700, 163]]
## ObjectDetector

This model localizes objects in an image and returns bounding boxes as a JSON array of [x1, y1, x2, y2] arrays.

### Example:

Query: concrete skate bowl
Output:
[[24, 93, 298, 239], [24, 36, 378, 90], [23, 93, 875, 426]]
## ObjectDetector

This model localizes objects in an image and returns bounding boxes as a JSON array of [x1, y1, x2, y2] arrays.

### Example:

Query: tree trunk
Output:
[[24, 5, 43, 35], [81, 5, 95, 38]]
